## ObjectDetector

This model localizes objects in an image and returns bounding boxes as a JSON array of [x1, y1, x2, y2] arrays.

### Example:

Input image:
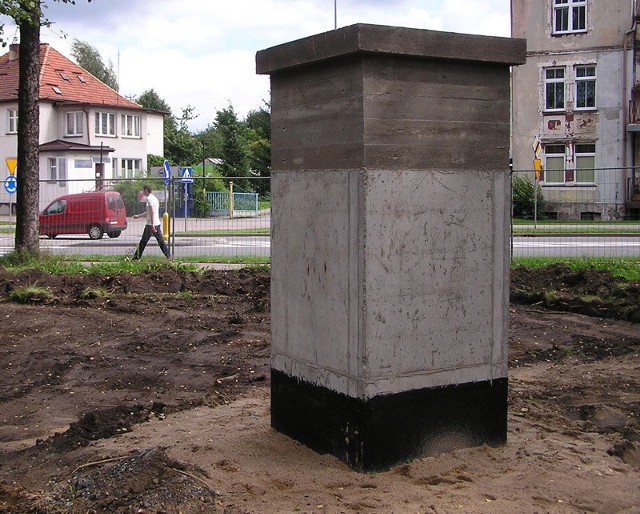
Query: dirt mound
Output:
[[511, 263, 640, 321], [0, 264, 638, 513]]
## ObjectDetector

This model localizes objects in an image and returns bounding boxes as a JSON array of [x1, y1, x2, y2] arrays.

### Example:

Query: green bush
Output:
[[512, 174, 546, 219], [114, 178, 148, 216]]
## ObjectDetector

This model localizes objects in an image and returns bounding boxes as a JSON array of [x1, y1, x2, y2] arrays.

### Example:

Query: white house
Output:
[[0, 43, 165, 213]]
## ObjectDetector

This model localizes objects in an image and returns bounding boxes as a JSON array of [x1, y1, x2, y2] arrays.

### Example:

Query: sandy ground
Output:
[[0, 265, 638, 513]]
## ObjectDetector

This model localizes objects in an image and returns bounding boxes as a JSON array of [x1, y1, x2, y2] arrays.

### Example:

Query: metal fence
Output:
[[1, 171, 639, 260], [510, 167, 640, 258], [0, 176, 271, 260]]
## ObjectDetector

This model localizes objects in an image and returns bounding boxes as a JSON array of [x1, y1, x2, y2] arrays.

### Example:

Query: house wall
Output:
[[0, 102, 163, 212], [511, 0, 633, 219], [0, 103, 18, 213], [0, 102, 18, 170], [145, 113, 164, 157]]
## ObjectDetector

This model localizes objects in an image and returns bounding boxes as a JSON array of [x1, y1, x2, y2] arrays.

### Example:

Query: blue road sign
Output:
[[162, 160, 171, 185], [4, 175, 17, 194], [181, 166, 194, 183]]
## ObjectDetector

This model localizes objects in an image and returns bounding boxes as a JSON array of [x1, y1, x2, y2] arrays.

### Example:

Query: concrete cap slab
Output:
[[256, 23, 526, 75]]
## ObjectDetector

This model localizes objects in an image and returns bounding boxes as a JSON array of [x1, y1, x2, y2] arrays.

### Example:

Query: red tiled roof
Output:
[[0, 43, 141, 110]]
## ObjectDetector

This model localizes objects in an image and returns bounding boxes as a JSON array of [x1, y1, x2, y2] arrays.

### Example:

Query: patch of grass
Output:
[[543, 290, 560, 302], [0, 251, 201, 274], [177, 255, 270, 266], [79, 286, 112, 299], [511, 257, 640, 280], [9, 283, 55, 304], [512, 218, 640, 225]]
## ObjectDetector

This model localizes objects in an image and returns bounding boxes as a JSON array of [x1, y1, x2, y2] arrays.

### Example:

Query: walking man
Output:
[[132, 185, 170, 260]]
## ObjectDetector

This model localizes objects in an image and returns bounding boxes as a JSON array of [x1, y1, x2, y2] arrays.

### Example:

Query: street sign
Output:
[[532, 137, 541, 159], [162, 160, 171, 185], [4, 175, 17, 194], [5, 158, 17, 176], [181, 166, 193, 183]]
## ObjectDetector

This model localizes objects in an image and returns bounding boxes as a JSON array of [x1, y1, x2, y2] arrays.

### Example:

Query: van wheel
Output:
[[47, 234, 57, 239], [88, 225, 104, 240], [108, 231, 121, 238]]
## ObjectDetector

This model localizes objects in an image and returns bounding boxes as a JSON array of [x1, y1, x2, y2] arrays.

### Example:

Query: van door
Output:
[[106, 193, 127, 233], [40, 199, 68, 235]]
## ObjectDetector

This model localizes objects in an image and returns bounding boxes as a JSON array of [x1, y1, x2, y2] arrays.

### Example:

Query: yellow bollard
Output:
[[163, 211, 170, 242]]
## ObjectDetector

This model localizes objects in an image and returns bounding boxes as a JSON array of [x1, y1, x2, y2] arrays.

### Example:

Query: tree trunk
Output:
[[14, 3, 41, 254]]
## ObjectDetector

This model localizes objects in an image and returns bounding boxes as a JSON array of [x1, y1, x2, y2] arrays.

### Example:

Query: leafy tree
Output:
[[164, 105, 199, 166], [245, 102, 271, 195], [214, 105, 250, 190], [147, 154, 164, 169], [137, 88, 175, 131], [137, 90, 199, 167], [0, 0, 91, 255], [70, 39, 118, 90]]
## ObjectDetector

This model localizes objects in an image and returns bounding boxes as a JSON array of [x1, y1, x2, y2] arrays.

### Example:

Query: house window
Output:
[[121, 114, 140, 137], [65, 111, 84, 136], [544, 144, 566, 183], [95, 112, 115, 136], [49, 157, 67, 186], [575, 65, 596, 109], [121, 158, 142, 178], [553, 0, 586, 34], [575, 143, 595, 183], [545, 67, 565, 111], [7, 109, 18, 133]]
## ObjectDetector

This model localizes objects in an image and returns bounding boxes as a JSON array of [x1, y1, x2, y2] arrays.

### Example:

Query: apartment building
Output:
[[511, 0, 640, 219]]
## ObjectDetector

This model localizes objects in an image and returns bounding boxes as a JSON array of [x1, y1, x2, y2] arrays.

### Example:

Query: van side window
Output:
[[46, 199, 67, 214]]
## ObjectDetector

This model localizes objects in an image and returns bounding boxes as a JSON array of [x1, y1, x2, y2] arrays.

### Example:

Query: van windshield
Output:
[[46, 199, 67, 214]]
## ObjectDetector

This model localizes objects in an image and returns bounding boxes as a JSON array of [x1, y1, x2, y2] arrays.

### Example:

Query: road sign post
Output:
[[4, 175, 17, 230], [181, 167, 193, 230]]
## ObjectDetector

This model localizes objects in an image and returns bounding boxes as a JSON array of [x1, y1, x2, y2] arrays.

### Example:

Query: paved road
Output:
[[511, 235, 640, 258], [1, 214, 639, 258]]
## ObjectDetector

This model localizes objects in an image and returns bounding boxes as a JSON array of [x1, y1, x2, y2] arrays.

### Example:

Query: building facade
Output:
[[0, 44, 164, 213], [511, 0, 640, 219]]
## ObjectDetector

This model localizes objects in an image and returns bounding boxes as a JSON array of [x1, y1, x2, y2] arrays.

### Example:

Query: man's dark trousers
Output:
[[134, 225, 170, 259]]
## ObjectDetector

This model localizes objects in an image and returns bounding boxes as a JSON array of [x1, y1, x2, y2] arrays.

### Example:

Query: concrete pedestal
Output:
[[257, 24, 526, 471]]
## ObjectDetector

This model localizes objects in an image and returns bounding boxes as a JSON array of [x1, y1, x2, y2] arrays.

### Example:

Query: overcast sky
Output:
[[1, 0, 511, 132]]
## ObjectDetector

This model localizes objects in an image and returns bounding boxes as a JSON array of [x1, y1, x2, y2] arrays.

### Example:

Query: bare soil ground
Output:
[[0, 264, 639, 513]]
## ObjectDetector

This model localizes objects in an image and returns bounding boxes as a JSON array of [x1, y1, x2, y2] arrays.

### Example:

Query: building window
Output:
[[49, 157, 67, 186], [575, 143, 595, 183], [544, 144, 566, 183], [543, 143, 595, 184], [7, 109, 18, 133], [65, 111, 84, 136], [121, 114, 140, 137], [95, 112, 115, 136], [545, 67, 565, 111], [553, 0, 587, 34], [575, 65, 596, 109], [121, 158, 142, 178]]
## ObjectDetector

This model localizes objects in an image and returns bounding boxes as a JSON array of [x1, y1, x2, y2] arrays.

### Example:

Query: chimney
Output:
[[9, 44, 19, 62]]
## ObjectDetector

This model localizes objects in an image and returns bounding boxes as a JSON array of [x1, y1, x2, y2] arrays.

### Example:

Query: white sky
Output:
[[1, 0, 511, 132]]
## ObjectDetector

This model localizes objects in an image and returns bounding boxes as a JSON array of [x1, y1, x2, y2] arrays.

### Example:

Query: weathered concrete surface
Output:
[[260, 23, 525, 470]]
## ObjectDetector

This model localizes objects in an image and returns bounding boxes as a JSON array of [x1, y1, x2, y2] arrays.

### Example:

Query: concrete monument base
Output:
[[272, 370, 507, 471]]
